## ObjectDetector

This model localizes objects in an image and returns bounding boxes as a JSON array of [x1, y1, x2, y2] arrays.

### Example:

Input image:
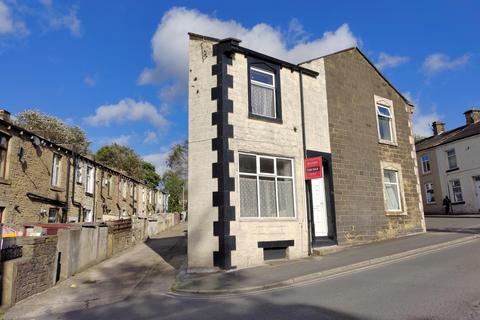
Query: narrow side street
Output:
[[4, 222, 187, 320]]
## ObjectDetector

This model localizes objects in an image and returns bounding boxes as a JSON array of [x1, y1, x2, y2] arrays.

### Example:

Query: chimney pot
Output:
[[0, 109, 11, 123], [464, 108, 480, 125], [432, 121, 445, 136]]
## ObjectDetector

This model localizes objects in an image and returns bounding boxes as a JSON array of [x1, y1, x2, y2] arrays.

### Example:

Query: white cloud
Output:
[[85, 98, 169, 129], [139, 7, 358, 100], [0, 1, 29, 36], [422, 53, 470, 75], [375, 52, 409, 70], [48, 5, 81, 36], [143, 131, 158, 144], [108, 134, 131, 146], [84, 75, 96, 87], [142, 151, 169, 175], [404, 92, 442, 137]]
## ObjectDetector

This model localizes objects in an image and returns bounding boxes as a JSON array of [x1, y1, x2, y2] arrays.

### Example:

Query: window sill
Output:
[[50, 186, 64, 192], [378, 140, 398, 147], [76, 181, 83, 185], [446, 167, 459, 173], [239, 217, 297, 222], [421, 171, 431, 176], [248, 113, 283, 124], [452, 201, 465, 205], [426, 202, 436, 205], [0, 178, 11, 185], [85, 192, 93, 197], [385, 211, 407, 216]]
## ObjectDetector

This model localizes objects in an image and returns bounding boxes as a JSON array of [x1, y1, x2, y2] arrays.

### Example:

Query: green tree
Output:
[[15, 109, 91, 154], [95, 143, 160, 188], [166, 140, 188, 181], [162, 170, 184, 213]]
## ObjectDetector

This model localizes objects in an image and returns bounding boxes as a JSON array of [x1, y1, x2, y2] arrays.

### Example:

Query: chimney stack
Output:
[[0, 109, 11, 123], [464, 109, 480, 125], [432, 121, 445, 136]]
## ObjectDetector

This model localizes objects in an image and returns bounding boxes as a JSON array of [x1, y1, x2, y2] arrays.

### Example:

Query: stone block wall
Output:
[[2, 235, 58, 306], [323, 49, 425, 244]]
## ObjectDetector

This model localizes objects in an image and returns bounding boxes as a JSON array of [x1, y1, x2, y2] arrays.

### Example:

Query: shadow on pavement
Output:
[[426, 227, 480, 234], [145, 235, 187, 270], [62, 293, 364, 320]]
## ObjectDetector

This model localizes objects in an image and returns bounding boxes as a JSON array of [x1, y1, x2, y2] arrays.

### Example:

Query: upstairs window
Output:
[[76, 160, 83, 184], [0, 133, 9, 179], [377, 105, 394, 142], [425, 183, 435, 204], [85, 165, 94, 194], [421, 154, 431, 174], [106, 174, 112, 197], [239, 153, 295, 218], [51, 154, 61, 187], [250, 67, 276, 119], [450, 179, 463, 202], [446, 149, 457, 169]]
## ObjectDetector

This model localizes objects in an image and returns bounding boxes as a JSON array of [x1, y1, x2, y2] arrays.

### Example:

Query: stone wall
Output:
[[322, 49, 425, 244], [2, 236, 58, 306]]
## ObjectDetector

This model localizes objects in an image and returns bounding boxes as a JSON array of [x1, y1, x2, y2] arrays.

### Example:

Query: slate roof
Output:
[[415, 121, 480, 152]]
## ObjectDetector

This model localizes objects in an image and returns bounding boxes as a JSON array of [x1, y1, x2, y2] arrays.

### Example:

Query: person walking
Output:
[[443, 196, 452, 215]]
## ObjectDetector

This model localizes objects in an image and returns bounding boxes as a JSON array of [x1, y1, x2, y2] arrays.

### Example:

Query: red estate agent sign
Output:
[[304, 156, 323, 180]]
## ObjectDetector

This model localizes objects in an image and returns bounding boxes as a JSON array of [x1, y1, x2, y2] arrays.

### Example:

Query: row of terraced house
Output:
[[0, 109, 169, 234]]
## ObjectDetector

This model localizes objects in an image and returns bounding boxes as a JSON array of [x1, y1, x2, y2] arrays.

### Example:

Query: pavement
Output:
[[4, 215, 480, 319], [174, 215, 480, 294], [4, 222, 188, 320]]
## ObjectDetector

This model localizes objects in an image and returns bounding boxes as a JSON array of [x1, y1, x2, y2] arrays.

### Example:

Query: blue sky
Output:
[[0, 0, 479, 173]]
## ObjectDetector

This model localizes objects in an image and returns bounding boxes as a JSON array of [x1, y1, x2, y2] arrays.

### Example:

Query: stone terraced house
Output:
[[188, 33, 425, 271], [416, 109, 480, 214], [0, 109, 168, 233]]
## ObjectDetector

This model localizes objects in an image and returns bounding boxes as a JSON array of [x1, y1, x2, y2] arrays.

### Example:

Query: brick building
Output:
[[188, 34, 425, 271], [0, 109, 167, 233]]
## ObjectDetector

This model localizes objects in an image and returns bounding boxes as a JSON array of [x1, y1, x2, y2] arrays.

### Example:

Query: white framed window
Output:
[[85, 165, 94, 194], [425, 183, 435, 204], [142, 188, 146, 203], [376, 104, 394, 142], [83, 208, 93, 222], [0, 133, 9, 179], [239, 153, 295, 218], [250, 67, 276, 119], [122, 179, 127, 199], [48, 208, 58, 223], [76, 160, 83, 184], [106, 174, 112, 197], [450, 179, 463, 202], [421, 154, 431, 174], [0, 206, 5, 224], [51, 154, 61, 187], [446, 149, 457, 169], [383, 169, 402, 212]]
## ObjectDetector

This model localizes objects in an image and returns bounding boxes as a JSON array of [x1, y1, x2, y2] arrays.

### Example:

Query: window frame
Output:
[[249, 67, 277, 119], [48, 208, 58, 223], [76, 160, 83, 184], [380, 161, 406, 215], [376, 104, 394, 143], [425, 182, 435, 204], [0, 132, 9, 179], [450, 179, 463, 203], [421, 154, 431, 174], [51, 153, 62, 187], [238, 152, 296, 219], [383, 169, 402, 212], [446, 149, 458, 170], [247, 57, 282, 124], [85, 165, 94, 195]]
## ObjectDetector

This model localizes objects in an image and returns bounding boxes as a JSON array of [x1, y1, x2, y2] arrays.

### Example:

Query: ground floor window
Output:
[[0, 206, 4, 224], [383, 169, 402, 212], [48, 208, 58, 223], [83, 208, 93, 222], [450, 179, 463, 202], [425, 183, 435, 204], [239, 153, 295, 218]]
